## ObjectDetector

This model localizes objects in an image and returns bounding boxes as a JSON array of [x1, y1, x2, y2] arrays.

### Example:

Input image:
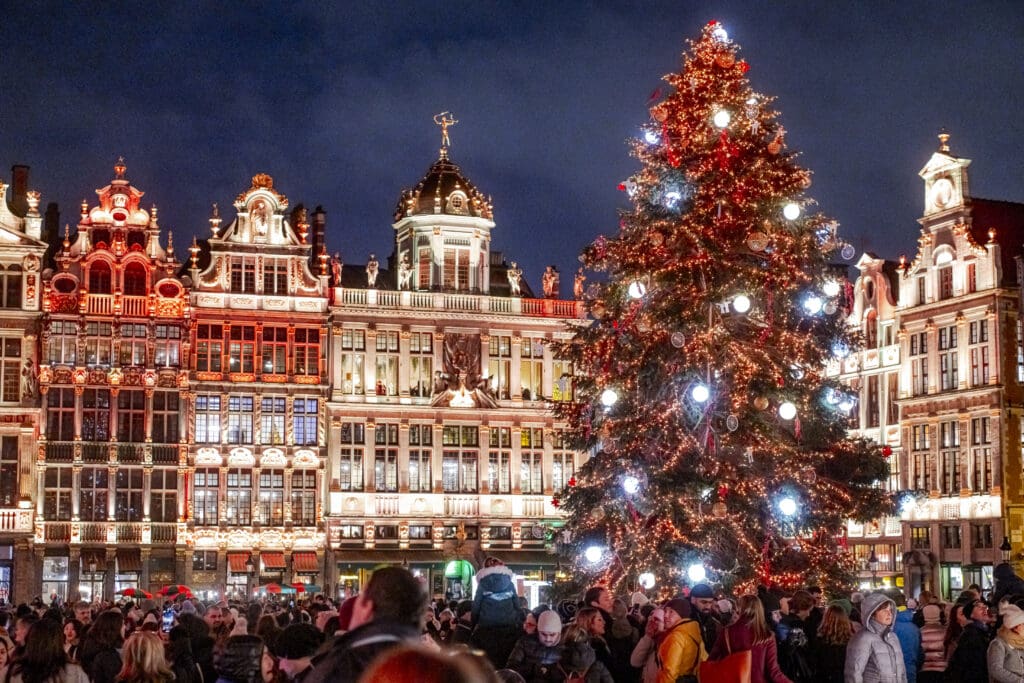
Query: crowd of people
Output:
[[7, 559, 1024, 682]]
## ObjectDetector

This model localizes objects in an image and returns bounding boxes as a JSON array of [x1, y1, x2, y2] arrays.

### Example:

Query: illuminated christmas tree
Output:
[[554, 22, 893, 594]]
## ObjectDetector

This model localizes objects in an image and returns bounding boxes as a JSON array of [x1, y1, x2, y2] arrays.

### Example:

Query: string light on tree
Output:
[[822, 280, 841, 297], [584, 546, 605, 565], [623, 475, 642, 495], [783, 202, 801, 220], [600, 388, 619, 408], [713, 109, 732, 129], [777, 496, 799, 518], [690, 383, 710, 403], [802, 294, 823, 315], [638, 572, 656, 589], [732, 294, 751, 313], [628, 280, 648, 299], [687, 563, 707, 583]]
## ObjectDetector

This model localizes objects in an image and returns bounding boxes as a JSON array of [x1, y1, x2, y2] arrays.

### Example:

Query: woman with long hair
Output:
[[116, 631, 174, 683], [944, 603, 966, 661], [7, 618, 89, 683], [79, 610, 126, 683], [0, 634, 14, 683], [573, 607, 617, 682], [708, 594, 792, 683], [562, 613, 614, 683], [812, 605, 853, 683], [63, 619, 84, 663]]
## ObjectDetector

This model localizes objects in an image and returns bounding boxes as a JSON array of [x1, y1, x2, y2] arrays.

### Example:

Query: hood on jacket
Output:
[[860, 593, 896, 633], [995, 562, 1020, 583], [475, 565, 515, 583]]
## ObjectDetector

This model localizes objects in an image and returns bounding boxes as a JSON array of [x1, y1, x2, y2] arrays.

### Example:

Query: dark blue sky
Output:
[[2, 2, 1021, 292]]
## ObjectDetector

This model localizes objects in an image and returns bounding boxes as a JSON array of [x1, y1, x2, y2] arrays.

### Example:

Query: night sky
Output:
[[2, 2, 1022, 293]]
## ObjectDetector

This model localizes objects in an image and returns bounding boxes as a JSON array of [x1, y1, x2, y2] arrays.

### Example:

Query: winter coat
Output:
[[629, 634, 661, 683], [987, 631, 1024, 683], [81, 645, 122, 683], [843, 593, 907, 683], [213, 635, 265, 683], [776, 614, 815, 682], [505, 633, 566, 682], [945, 621, 991, 683], [303, 619, 421, 683], [917, 621, 946, 673], [655, 618, 704, 683], [812, 640, 849, 683], [892, 609, 921, 683], [472, 565, 521, 628], [992, 563, 1024, 607], [471, 622, 521, 671], [8, 662, 90, 683], [709, 617, 791, 683]]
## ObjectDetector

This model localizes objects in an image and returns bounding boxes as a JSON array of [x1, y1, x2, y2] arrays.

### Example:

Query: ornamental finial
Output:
[[434, 111, 458, 155], [114, 156, 126, 179], [938, 129, 951, 153]]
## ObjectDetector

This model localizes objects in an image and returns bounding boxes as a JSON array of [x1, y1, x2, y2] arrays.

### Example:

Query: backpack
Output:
[[780, 625, 814, 682]]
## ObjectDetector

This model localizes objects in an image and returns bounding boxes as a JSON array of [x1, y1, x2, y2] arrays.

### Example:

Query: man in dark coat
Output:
[[992, 562, 1024, 606], [946, 597, 993, 683]]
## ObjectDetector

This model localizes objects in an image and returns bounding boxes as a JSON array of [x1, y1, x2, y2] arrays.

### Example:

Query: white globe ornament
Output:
[[584, 546, 604, 564], [783, 202, 801, 220], [777, 496, 798, 517], [644, 130, 660, 144], [600, 388, 619, 408], [823, 280, 841, 297], [803, 295, 823, 315], [664, 190, 682, 208], [670, 332, 686, 348], [732, 294, 752, 314], [691, 384, 710, 403], [623, 475, 641, 495], [823, 301, 839, 315], [638, 572, 656, 590], [841, 244, 856, 260], [628, 280, 647, 299], [778, 401, 797, 420], [713, 110, 732, 129], [710, 24, 729, 43], [687, 563, 707, 583]]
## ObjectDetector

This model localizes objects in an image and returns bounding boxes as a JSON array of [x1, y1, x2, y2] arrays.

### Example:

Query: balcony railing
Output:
[[44, 442, 182, 464], [0, 510, 32, 533], [444, 496, 479, 517], [374, 495, 400, 516], [45, 443, 74, 462], [80, 522, 106, 543], [151, 523, 177, 544], [152, 445, 179, 464], [116, 523, 142, 543], [45, 523, 71, 542], [335, 288, 583, 319]]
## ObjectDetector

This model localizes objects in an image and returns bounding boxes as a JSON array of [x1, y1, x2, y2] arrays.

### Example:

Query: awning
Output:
[[260, 551, 286, 570], [227, 553, 252, 573], [490, 550, 559, 567], [333, 549, 445, 565], [292, 552, 319, 573], [80, 550, 107, 571], [116, 549, 142, 572]]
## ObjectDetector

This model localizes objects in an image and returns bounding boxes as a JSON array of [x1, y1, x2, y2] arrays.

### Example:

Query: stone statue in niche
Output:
[[21, 359, 36, 400], [542, 265, 560, 298], [331, 253, 343, 287], [430, 333, 497, 408], [366, 254, 379, 287], [397, 253, 413, 290], [251, 200, 269, 239], [573, 267, 586, 300], [507, 261, 522, 296]]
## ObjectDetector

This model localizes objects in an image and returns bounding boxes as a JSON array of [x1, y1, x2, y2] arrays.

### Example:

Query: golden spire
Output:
[[938, 129, 951, 153], [114, 156, 127, 179], [434, 111, 458, 157]]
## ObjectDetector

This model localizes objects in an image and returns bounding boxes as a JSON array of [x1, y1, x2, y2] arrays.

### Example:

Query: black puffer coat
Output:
[[214, 635, 265, 683]]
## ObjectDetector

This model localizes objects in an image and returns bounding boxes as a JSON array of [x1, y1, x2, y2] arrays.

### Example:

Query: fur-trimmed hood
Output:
[[475, 564, 515, 582]]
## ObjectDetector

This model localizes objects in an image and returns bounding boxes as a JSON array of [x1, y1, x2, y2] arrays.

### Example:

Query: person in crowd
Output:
[[891, 593, 921, 683], [116, 630, 174, 683], [943, 603, 965, 662], [7, 618, 89, 683], [450, 600, 474, 647], [804, 587, 825, 641], [562, 619, 613, 683], [522, 610, 538, 637], [255, 614, 281, 645], [74, 601, 93, 628], [945, 597, 992, 682], [166, 624, 200, 683], [178, 612, 218, 683], [271, 623, 322, 682], [656, 598, 703, 683], [687, 584, 721, 652], [775, 590, 816, 682], [79, 610, 125, 683], [850, 592, 864, 625], [630, 606, 664, 683], [506, 609, 572, 682], [0, 634, 14, 682], [844, 592, 907, 683], [608, 598, 640, 682], [206, 606, 225, 632], [987, 601, 1024, 682], [574, 607, 616, 679], [357, 645, 498, 682], [306, 567, 427, 683], [472, 557, 523, 669], [12, 613, 39, 654], [261, 644, 286, 683], [63, 618, 84, 662], [916, 603, 946, 683], [213, 635, 266, 683], [813, 604, 852, 683], [708, 594, 790, 683], [992, 563, 1024, 607]]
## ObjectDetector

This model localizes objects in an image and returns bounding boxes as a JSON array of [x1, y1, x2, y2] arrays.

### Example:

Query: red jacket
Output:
[[709, 618, 792, 683]]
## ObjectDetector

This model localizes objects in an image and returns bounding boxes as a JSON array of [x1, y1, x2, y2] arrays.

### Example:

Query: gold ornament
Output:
[[753, 396, 769, 410], [712, 501, 728, 518], [767, 140, 782, 155], [746, 232, 769, 252], [592, 302, 606, 317], [650, 231, 664, 247], [715, 53, 736, 69], [651, 105, 668, 123]]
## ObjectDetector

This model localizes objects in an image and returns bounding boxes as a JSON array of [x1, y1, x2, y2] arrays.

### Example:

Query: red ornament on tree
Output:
[[717, 485, 729, 499], [568, 477, 577, 487], [551, 497, 560, 508], [882, 445, 893, 458]]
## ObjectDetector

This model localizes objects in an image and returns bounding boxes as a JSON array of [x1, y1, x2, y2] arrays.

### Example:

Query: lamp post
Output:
[[868, 547, 879, 589], [1001, 536, 1012, 563]]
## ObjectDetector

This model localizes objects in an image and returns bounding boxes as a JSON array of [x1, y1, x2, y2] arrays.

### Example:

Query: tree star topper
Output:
[[434, 111, 458, 148]]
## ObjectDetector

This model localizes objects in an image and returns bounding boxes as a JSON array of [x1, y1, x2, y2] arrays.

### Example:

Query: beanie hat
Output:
[[665, 598, 691, 620], [717, 599, 733, 613], [689, 584, 715, 599], [179, 600, 197, 616], [337, 596, 358, 632], [273, 623, 323, 660], [630, 591, 650, 608], [229, 616, 248, 637], [537, 610, 562, 633], [1001, 603, 1024, 630], [850, 592, 864, 604], [922, 604, 942, 623]]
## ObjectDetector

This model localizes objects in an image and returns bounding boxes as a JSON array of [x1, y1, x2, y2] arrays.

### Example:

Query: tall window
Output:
[[552, 358, 574, 402], [442, 248, 470, 290], [521, 427, 544, 494], [374, 423, 398, 492], [409, 425, 432, 493], [966, 262, 977, 294], [972, 417, 992, 493], [261, 327, 287, 374], [123, 262, 147, 296], [150, 469, 177, 522], [225, 468, 252, 525], [520, 337, 544, 400], [338, 422, 364, 491], [115, 468, 143, 521], [973, 524, 993, 549], [116, 390, 146, 442], [194, 395, 221, 444], [865, 311, 878, 348], [291, 471, 317, 526], [44, 467, 72, 520], [0, 265, 22, 308], [939, 420, 960, 495], [939, 267, 953, 300], [910, 331, 928, 396], [155, 325, 181, 368], [80, 467, 109, 521], [409, 333, 433, 397], [85, 322, 113, 368], [230, 260, 256, 293], [294, 328, 320, 377], [152, 392, 179, 443], [938, 325, 958, 391], [887, 374, 899, 424], [911, 424, 931, 490], [969, 319, 990, 387], [488, 336, 512, 399], [0, 338, 20, 403], [227, 395, 254, 444], [193, 469, 219, 525], [417, 247, 431, 289], [260, 397, 286, 445], [488, 427, 512, 494], [48, 321, 77, 365], [866, 375, 880, 428], [196, 324, 223, 373], [917, 276, 926, 305], [257, 469, 284, 526], [552, 431, 575, 491], [442, 426, 479, 493], [82, 389, 110, 441], [340, 329, 365, 395], [0, 436, 17, 506], [47, 388, 75, 440], [293, 398, 318, 446], [228, 326, 255, 373], [89, 261, 112, 293], [375, 331, 399, 396], [263, 259, 288, 295]]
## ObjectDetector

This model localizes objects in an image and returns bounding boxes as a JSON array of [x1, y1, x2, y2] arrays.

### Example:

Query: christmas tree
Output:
[[554, 22, 893, 595]]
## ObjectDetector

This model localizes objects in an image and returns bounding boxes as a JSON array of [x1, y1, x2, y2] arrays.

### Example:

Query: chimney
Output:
[[10, 165, 29, 216], [312, 205, 327, 261]]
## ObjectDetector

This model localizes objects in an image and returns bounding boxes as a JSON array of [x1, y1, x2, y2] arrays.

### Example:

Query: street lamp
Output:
[[1001, 536, 1012, 562], [868, 547, 879, 589]]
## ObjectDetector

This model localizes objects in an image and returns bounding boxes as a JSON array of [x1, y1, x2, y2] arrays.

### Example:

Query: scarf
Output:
[[999, 626, 1024, 649]]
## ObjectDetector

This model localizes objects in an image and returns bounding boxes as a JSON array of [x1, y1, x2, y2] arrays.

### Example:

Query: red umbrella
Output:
[[158, 584, 193, 597], [262, 583, 282, 594], [116, 588, 153, 599], [290, 582, 306, 593]]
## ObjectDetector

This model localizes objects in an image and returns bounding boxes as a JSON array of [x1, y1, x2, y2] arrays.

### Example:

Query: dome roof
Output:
[[394, 151, 494, 221]]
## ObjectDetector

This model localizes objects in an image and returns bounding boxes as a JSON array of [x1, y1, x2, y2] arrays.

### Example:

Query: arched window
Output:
[[0, 265, 22, 309], [89, 261, 112, 294], [123, 262, 148, 296]]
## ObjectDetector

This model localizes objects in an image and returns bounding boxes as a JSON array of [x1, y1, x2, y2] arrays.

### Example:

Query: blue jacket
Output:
[[472, 564, 521, 627], [893, 609, 921, 683]]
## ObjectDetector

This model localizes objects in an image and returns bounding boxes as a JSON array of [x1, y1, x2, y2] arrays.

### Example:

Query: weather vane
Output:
[[434, 111, 458, 148]]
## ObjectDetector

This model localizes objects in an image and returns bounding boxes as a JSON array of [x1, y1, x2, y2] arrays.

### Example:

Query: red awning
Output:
[[260, 551, 286, 570], [292, 552, 319, 573], [227, 553, 251, 573], [116, 549, 141, 572]]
